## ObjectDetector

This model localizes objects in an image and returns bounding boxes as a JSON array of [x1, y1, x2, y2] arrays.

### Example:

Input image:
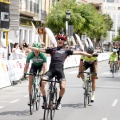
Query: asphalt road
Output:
[[0, 60, 120, 120]]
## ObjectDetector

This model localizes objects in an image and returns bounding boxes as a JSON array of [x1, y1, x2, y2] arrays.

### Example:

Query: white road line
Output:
[[112, 99, 118, 107], [24, 95, 29, 97], [102, 118, 107, 120], [10, 99, 20, 103], [0, 106, 4, 109]]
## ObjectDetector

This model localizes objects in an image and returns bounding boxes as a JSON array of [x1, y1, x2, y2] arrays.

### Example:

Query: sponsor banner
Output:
[[0, 53, 110, 88], [0, 61, 11, 88]]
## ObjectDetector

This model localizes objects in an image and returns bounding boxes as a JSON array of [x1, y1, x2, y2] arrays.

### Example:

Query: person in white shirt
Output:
[[12, 43, 22, 59]]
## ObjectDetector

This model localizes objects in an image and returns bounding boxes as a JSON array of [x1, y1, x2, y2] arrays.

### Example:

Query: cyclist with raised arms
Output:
[[23, 34, 97, 109], [23, 43, 47, 105], [77, 46, 98, 102]]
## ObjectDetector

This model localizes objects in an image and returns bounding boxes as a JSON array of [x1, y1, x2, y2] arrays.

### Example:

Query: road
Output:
[[0, 60, 120, 120]]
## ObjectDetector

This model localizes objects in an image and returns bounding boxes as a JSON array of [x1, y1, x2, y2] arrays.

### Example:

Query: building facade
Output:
[[79, 0, 120, 43], [8, 0, 53, 47]]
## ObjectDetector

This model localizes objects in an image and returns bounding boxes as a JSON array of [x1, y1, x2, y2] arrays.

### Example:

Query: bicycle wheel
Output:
[[30, 84, 35, 115], [50, 88, 57, 120], [36, 88, 41, 110], [43, 90, 50, 120]]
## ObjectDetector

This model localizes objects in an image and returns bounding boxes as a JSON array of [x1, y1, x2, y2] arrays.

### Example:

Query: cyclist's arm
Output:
[[73, 50, 92, 57], [24, 62, 29, 74], [78, 59, 84, 73], [27, 46, 46, 53]]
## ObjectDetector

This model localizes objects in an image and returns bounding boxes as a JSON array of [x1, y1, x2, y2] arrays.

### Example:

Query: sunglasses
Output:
[[57, 38, 64, 41]]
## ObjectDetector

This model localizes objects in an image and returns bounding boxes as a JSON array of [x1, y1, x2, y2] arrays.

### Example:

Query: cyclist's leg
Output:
[[40, 70, 53, 108], [55, 69, 66, 110], [28, 64, 37, 104], [91, 61, 98, 102], [109, 61, 112, 71], [29, 64, 37, 95], [78, 61, 88, 81]]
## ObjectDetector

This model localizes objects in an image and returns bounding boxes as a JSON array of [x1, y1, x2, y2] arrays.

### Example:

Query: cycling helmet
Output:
[[86, 46, 94, 54], [56, 34, 67, 41], [32, 43, 42, 48], [113, 49, 117, 52]]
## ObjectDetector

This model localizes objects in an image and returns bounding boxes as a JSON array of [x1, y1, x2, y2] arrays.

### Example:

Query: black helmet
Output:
[[86, 46, 94, 54]]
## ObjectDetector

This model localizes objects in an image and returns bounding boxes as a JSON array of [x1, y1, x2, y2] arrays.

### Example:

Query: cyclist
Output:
[[108, 49, 118, 72], [23, 43, 47, 105], [23, 34, 97, 109], [77, 46, 98, 102]]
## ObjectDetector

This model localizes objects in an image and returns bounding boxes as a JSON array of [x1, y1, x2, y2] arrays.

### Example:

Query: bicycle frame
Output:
[[43, 77, 61, 120], [26, 70, 42, 115], [80, 72, 92, 108], [110, 61, 118, 78]]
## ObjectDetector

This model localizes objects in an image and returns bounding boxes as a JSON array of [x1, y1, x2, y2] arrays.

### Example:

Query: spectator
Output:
[[12, 43, 21, 59]]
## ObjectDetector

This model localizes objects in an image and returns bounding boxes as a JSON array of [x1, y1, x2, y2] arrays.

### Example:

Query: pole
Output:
[[6, 31, 8, 46], [66, 20, 70, 46]]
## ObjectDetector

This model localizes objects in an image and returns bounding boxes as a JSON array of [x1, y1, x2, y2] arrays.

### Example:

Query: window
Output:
[[107, 0, 114, 3]]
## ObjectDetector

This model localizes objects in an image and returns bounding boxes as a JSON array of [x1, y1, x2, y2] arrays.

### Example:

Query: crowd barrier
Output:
[[0, 52, 110, 89]]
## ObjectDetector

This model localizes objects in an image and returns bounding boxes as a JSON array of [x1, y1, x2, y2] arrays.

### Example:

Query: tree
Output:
[[46, 0, 113, 42], [113, 27, 120, 41]]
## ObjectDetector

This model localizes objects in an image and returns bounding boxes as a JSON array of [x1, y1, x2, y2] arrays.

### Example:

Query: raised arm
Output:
[[23, 43, 46, 53], [73, 50, 92, 57], [28, 46, 46, 53]]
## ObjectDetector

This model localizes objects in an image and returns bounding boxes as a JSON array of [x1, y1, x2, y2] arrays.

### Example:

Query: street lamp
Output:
[[66, 10, 71, 46]]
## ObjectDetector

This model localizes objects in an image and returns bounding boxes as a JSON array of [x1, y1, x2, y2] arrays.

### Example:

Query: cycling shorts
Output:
[[44, 67, 65, 81], [29, 63, 42, 74], [83, 61, 95, 73]]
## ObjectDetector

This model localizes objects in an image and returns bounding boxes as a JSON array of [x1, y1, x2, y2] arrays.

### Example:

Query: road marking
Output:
[[102, 118, 107, 120], [112, 99, 118, 106], [10, 99, 20, 103], [0, 106, 4, 109]]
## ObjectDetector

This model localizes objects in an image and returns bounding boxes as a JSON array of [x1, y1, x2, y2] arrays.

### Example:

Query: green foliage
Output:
[[112, 27, 120, 41], [113, 36, 120, 41], [46, 0, 113, 42]]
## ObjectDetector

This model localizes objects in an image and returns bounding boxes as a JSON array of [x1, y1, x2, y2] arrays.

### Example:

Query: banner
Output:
[[0, 61, 11, 88]]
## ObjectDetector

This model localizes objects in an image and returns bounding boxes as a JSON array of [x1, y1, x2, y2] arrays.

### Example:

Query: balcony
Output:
[[40, 10, 47, 23]]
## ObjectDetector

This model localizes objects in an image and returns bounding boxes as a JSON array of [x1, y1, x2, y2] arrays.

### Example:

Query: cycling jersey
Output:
[[26, 51, 47, 66], [45, 47, 73, 68], [109, 52, 118, 62], [80, 56, 97, 73], [44, 47, 73, 81], [81, 56, 97, 64]]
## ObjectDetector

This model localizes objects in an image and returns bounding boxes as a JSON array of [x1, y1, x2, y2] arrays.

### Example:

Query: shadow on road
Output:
[[62, 103, 84, 109], [0, 109, 30, 116]]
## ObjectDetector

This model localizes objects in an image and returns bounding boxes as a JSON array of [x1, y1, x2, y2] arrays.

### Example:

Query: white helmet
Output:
[[113, 49, 117, 52]]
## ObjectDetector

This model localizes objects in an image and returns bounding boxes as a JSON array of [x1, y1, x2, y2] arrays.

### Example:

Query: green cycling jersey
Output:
[[26, 51, 47, 66]]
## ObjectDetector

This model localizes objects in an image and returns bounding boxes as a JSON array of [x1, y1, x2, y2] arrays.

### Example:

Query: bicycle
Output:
[[110, 61, 118, 78], [80, 72, 92, 108], [42, 76, 61, 120], [26, 70, 42, 115]]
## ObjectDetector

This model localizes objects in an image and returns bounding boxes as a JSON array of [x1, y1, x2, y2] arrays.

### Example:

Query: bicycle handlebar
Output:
[[26, 73, 42, 76], [79, 72, 93, 75]]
